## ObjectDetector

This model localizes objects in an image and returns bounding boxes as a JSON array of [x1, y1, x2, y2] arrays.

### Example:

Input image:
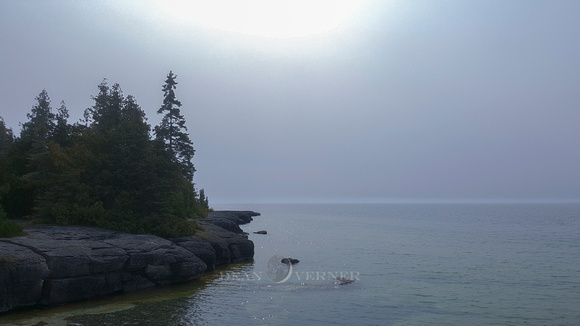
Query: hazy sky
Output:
[[1, 0, 579, 204]]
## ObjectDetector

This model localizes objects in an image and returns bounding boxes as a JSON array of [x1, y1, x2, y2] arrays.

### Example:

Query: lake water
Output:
[[1, 203, 580, 325]]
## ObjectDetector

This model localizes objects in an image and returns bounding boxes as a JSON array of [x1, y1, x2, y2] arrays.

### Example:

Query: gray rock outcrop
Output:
[[0, 210, 259, 313], [204, 210, 259, 234]]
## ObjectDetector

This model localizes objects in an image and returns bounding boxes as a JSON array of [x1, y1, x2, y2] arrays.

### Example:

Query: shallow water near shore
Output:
[[1, 203, 580, 325]]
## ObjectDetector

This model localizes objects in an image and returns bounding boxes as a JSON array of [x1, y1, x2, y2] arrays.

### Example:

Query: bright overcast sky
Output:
[[1, 0, 579, 204]]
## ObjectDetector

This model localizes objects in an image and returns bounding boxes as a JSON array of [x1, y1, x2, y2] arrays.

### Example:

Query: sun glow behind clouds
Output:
[[157, 0, 361, 38]]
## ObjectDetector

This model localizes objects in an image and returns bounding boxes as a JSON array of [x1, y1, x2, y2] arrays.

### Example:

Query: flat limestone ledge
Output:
[[0, 210, 260, 313]]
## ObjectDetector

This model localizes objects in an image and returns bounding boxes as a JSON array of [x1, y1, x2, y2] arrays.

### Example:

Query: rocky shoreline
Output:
[[0, 210, 259, 313]]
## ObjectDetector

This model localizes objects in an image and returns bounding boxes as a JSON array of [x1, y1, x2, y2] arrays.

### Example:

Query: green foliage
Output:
[[154, 71, 196, 182], [0, 117, 13, 156], [2, 91, 72, 219], [20, 89, 55, 145], [52, 101, 72, 147], [199, 188, 209, 209], [0, 117, 19, 218], [1, 77, 208, 238], [0, 218, 23, 238]]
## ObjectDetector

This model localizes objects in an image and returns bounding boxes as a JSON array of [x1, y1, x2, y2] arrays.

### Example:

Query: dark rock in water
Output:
[[334, 277, 355, 285], [253, 230, 267, 234], [281, 258, 299, 265], [0, 210, 259, 313]]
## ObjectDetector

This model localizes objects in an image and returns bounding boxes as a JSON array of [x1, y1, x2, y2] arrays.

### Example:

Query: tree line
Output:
[[0, 72, 210, 237]]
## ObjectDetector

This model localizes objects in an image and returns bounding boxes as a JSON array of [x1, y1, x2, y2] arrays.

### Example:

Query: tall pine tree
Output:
[[52, 101, 72, 147], [20, 89, 55, 146], [6, 90, 57, 218], [0, 117, 14, 221], [154, 71, 196, 182], [0, 117, 13, 157]]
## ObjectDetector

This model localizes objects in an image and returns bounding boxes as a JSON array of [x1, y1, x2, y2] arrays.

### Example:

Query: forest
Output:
[[0, 72, 210, 238]]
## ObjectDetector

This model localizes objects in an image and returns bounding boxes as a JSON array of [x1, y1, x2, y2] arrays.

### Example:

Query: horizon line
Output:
[[211, 199, 580, 205]]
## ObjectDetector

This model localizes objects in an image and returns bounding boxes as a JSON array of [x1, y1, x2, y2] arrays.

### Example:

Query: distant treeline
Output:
[[0, 71, 210, 238]]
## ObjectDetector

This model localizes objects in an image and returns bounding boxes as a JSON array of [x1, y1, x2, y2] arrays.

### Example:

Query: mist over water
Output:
[[2, 203, 579, 325]]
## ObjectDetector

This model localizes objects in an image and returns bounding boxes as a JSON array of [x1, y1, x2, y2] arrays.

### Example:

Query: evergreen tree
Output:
[[52, 101, 72, 147], [0, 117, 13, 157], [0, 117, 14, 221], [80, 82, 140, 214], [154, 71, 196, 182], [85, 80, 124, 131], [5, 90, 57, 218], [199, 188, 209, 209], [20, 89, 55, 145]]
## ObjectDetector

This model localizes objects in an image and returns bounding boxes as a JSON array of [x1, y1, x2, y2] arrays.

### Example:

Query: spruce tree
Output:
[[154, 71, 195, 182], [82, 82, 140, 214], [20, 89, 55, 145], [6, 90, 57, 218], [86, 80, 124, 131], [199, 188, 209, 209], [0, 117, 13, 221], [0, 117, 13, 157], [52, 101, 72, 147]]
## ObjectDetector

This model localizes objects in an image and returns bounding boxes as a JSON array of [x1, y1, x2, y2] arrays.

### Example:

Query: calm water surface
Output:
[[1, 203, 579, 325]]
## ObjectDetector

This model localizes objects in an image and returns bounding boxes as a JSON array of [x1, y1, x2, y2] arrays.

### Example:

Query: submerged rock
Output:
[[281, 258, 299, 265], [334, 277, 355, 285]]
